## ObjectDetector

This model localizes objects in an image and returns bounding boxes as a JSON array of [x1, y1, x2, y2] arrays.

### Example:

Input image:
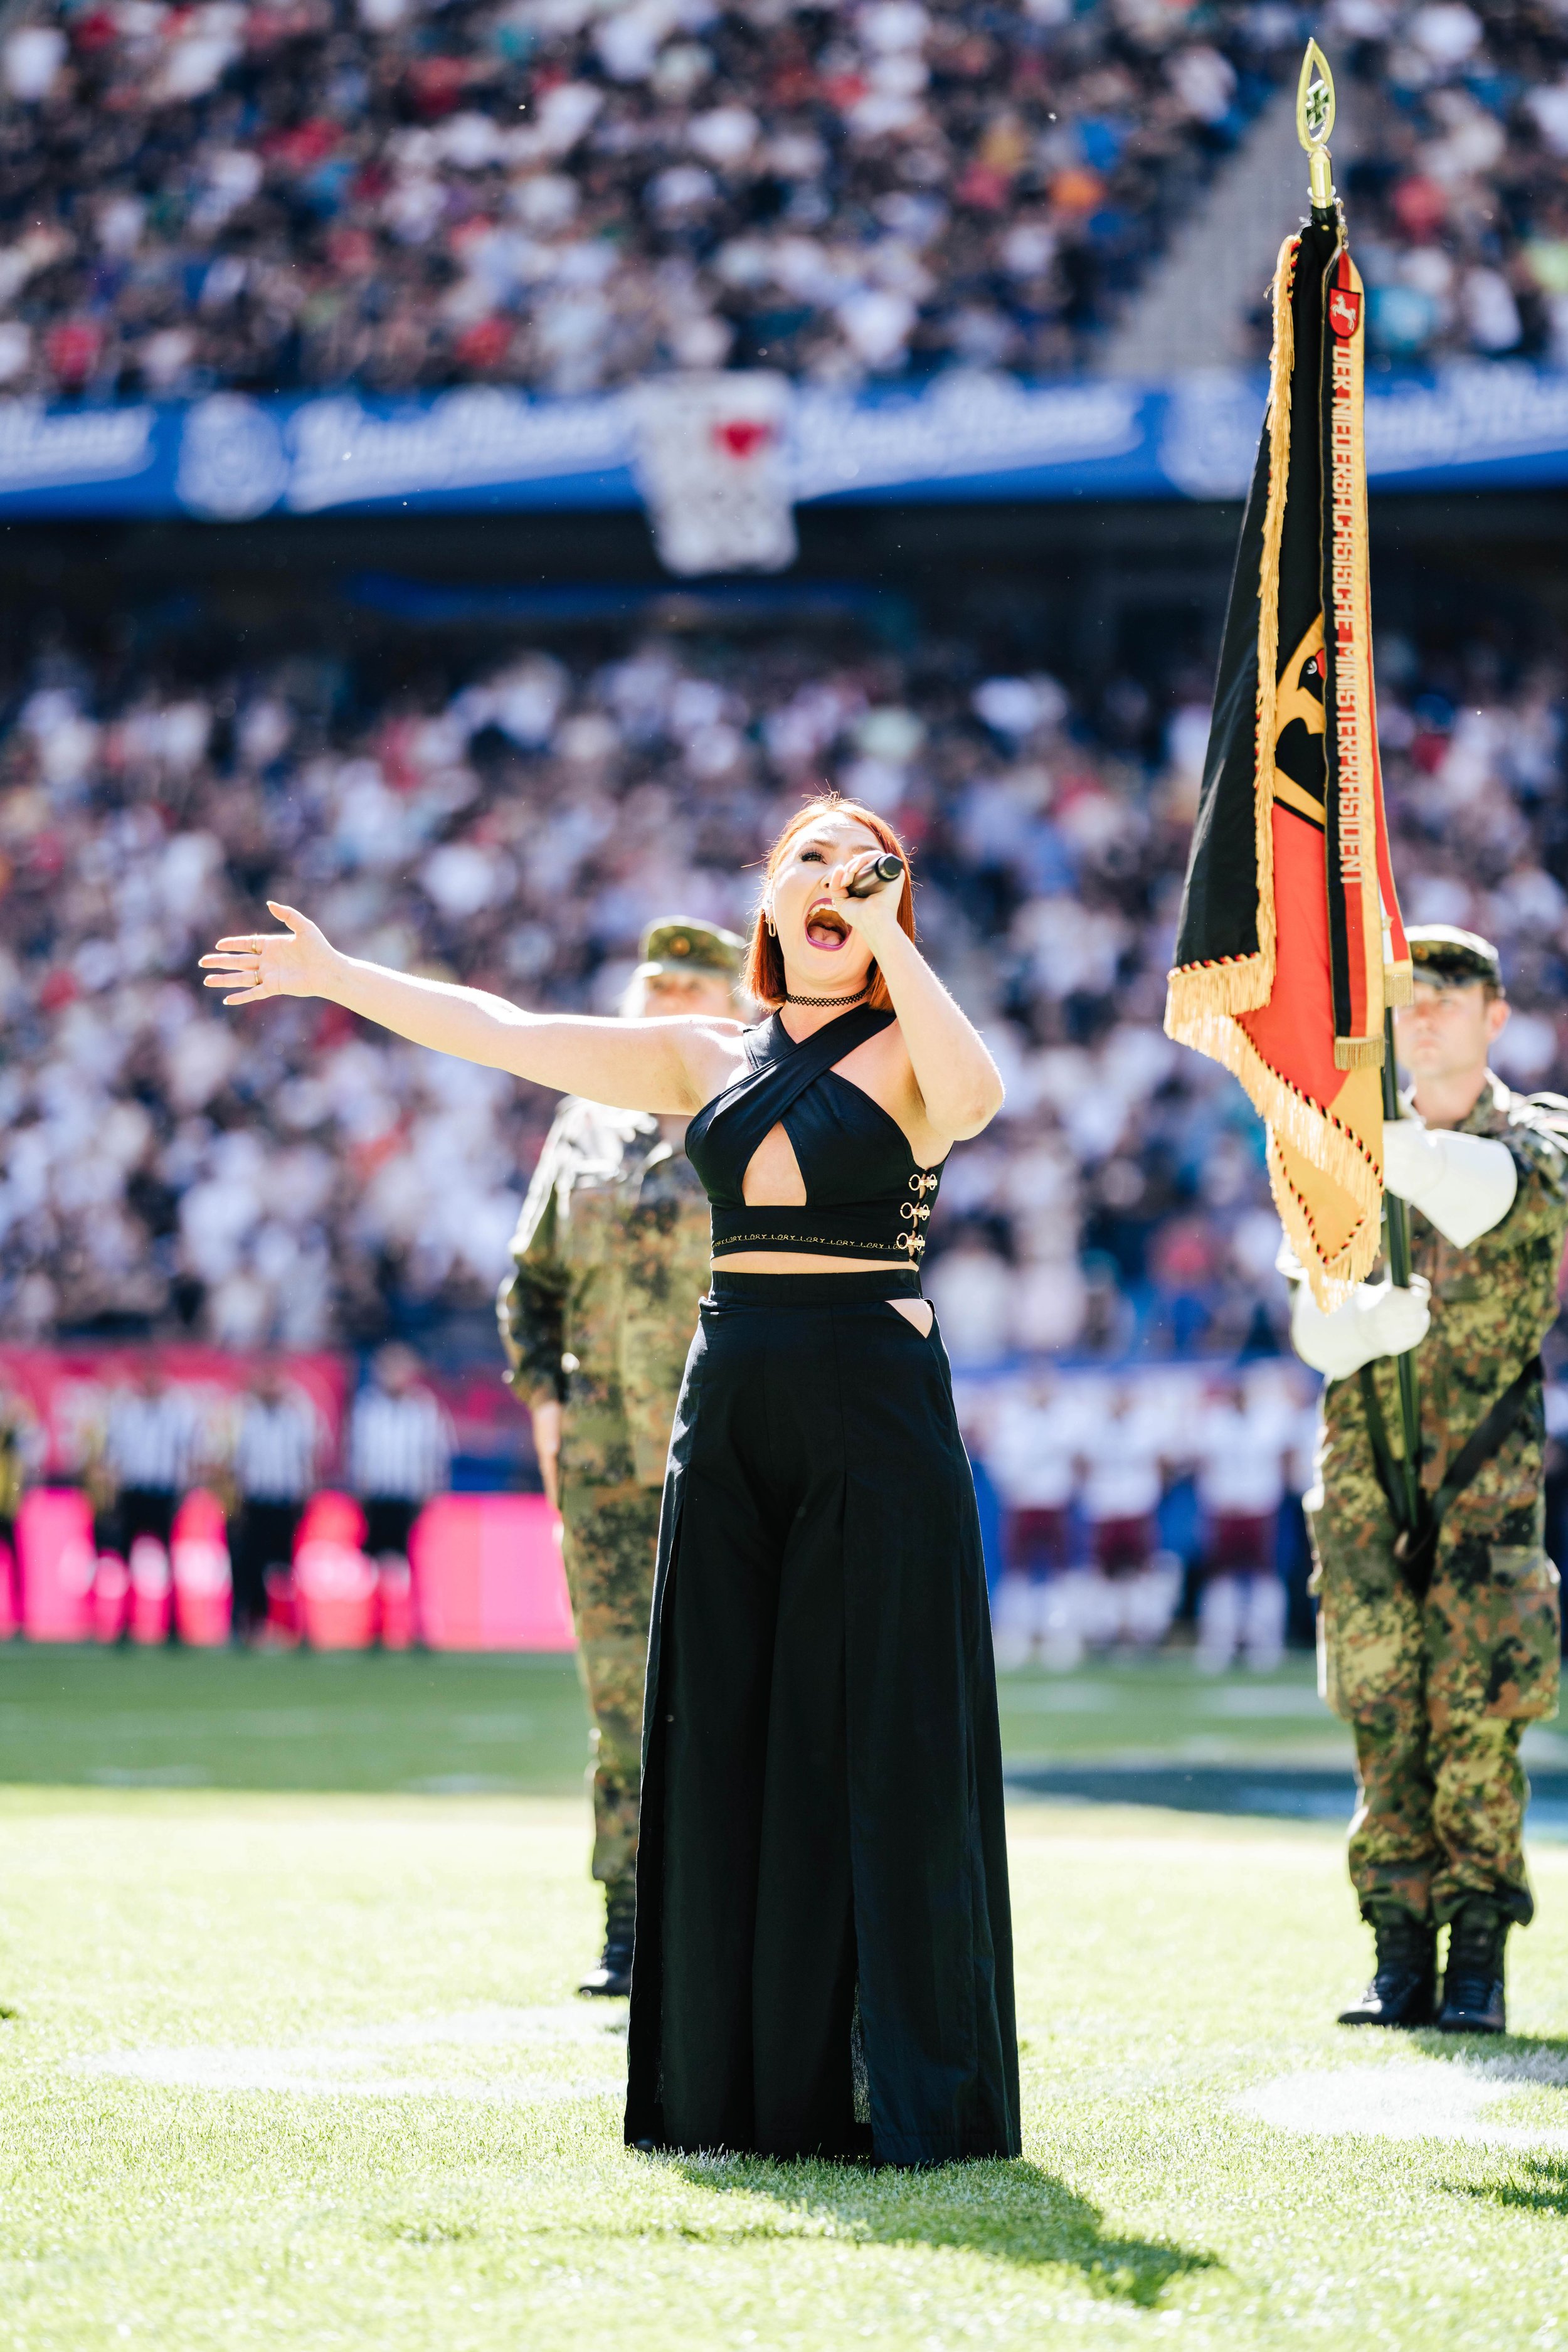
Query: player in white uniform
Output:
[[1075, 1380, 1182, 1652], [1190, 1379, 1290, 1671], [987, 1376, 1099, 1666]]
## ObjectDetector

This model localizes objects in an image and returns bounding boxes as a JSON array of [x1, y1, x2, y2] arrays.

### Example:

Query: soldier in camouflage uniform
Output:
[[498, 919, 743, 1996], [1291, 927, 1568, 2035]]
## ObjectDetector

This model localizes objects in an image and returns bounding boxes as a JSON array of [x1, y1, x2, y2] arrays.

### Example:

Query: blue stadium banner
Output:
[[3, 368, 1568, 521]]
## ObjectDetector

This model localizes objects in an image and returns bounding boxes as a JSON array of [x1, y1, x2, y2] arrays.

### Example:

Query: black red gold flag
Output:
[[1164, 213, 1411, 1306]]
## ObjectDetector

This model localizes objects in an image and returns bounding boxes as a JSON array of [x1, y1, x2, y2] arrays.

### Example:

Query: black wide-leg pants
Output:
[[625, 1271, 1020, 2168]]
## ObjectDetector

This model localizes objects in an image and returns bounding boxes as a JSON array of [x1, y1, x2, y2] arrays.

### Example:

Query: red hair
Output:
[[744, 795, 916, 1014]]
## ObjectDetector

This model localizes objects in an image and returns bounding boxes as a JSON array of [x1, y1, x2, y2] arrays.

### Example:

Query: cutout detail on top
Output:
[[741, 1120, 807, 1206]]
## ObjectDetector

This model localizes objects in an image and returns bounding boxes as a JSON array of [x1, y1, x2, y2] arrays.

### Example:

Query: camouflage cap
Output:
[[1406, 924, 1503, 990], [635, 918, 745, 980]]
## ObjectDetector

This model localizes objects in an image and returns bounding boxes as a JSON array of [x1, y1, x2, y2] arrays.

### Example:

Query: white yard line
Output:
[[78, 2003, 628, 2103], [1236, 2055, 1568, 2151]]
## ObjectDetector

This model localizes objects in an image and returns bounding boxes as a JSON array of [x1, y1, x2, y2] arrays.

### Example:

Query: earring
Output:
[[764, 909, 776, 937]]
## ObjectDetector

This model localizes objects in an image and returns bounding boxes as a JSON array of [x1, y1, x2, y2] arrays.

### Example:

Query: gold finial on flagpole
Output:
[[1296, 40, 1337, 211]]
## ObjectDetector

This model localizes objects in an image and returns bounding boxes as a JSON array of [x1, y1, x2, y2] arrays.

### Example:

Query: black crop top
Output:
[[685, 1004, 943, 1263]]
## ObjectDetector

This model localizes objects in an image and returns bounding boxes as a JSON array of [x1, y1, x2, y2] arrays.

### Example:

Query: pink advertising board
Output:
[[411, 1494, 575, 1652]]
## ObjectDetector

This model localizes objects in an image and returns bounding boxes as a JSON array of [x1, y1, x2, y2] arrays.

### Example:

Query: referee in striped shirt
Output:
[[348, 1345, 452, 1569], [230, 1366, 318, 1645], [106, 1366, 199, 1557]]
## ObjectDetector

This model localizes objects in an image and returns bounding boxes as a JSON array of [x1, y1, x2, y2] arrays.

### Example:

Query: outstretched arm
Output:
[[200, 903, 739, 1115]]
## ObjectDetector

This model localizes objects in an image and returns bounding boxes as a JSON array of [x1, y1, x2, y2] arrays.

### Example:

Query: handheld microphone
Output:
[[844, 853, 904, 899]]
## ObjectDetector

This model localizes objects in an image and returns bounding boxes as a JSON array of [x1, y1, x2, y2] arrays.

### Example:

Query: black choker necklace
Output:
[[783, 987, 869, 1007]]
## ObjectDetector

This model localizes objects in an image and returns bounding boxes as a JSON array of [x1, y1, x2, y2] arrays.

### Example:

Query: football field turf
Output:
[[3, 1648, 1568, 2351]]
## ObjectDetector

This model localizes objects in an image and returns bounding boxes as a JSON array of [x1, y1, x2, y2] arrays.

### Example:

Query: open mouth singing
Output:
[[804, 901, 849, 951]]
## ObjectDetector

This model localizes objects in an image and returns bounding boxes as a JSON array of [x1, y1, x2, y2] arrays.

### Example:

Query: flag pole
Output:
[[1298, 43, 1424, 1530], [1380, 1009, 1422, 1534]]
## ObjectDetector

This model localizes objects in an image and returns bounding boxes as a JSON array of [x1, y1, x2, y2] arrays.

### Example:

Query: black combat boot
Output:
[[1436, 1899, 1509, 2035], [1337, 1903, 1438, 2027], [578, 1881, 635, 1999]]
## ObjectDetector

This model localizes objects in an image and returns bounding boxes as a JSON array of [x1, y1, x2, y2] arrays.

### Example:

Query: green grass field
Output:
[[4, 1647, 1568, 2351]]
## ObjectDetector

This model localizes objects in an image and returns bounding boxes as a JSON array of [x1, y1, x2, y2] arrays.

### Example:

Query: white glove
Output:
[[1290, 1273, 1432, 1380], [1382, 1116, 1517, 1249]]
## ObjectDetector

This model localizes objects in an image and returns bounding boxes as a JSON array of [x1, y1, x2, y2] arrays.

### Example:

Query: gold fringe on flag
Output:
[[1166, 993, 1383, 1305]]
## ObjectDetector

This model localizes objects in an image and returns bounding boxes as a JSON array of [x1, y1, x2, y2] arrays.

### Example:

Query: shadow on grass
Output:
[[1451, 2156, 1568, 2215], [669, 2156, 1218, 2306], [1409, 2030, 1568, 2072]]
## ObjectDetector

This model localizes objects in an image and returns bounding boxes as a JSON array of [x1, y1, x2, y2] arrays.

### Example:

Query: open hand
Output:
[[199, 902, 335, 1006]]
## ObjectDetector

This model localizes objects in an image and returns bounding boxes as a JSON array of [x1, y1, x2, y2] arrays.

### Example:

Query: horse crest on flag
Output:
[[1163, 213, 1411, 1308]]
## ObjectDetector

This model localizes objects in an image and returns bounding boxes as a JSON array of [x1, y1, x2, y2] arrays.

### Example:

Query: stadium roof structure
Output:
[[4, 365, 1568, 526]]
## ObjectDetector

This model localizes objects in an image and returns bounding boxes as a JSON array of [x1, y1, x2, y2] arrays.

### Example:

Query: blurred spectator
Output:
[[229, 1361, 318, 1644], [348, 1342, 452, 1572], [1190, 1374, 1288, 1673], [926, 1226, 1016, 1365], [1265, 0, 1568, 368], [0, 0, 1287, 400], [103, 1362, 199, 1559]]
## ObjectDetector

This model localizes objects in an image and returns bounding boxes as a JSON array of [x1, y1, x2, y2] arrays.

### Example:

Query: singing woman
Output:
[[201, 793, 1020, 2168]]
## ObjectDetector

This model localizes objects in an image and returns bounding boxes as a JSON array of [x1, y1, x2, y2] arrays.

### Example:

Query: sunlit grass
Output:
[[2, 1650, 1567, 2348], [0, 1787, 1567, 2349]]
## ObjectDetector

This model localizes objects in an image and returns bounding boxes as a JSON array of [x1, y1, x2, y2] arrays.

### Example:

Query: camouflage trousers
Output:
[[1310, 1458, 1560, 1928], [558, 1474, 662, 1897]]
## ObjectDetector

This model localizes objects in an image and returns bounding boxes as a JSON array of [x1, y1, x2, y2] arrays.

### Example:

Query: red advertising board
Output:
[[0, 1343, 350, 1481]]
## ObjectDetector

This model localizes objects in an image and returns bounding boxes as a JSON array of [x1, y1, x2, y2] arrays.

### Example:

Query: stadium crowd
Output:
[[0, 0, 1564, 395], [3, 608, 1567, 1374], [1333, 0, 1568, 365], [0, 0, 1290, 398]]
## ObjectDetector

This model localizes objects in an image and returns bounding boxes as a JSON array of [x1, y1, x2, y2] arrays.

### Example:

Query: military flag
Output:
[[1163, 60, 1411, 1308]]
